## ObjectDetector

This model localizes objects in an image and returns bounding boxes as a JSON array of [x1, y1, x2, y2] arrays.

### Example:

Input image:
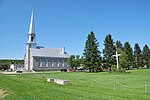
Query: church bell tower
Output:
[[25, 10, 37, 71]]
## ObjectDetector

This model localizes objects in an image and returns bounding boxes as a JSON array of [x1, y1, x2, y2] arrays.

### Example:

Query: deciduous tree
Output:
[[67, 55, 75, 69], [117, 48, 128, 69]]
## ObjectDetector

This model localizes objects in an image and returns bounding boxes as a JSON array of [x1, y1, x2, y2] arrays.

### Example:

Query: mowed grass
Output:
[[1, 69, 150, 100]]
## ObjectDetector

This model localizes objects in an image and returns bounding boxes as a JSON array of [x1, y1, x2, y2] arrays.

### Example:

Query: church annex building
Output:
[[24, 11, 69, 71]]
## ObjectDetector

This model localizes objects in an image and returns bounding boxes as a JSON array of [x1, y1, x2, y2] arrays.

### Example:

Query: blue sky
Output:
[[0, 0, 150, 59]]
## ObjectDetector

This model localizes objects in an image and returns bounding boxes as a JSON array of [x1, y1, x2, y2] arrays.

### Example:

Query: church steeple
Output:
[[25, 10, 37, 71], [29, 10, 35, 34], [27, 10, 36, 48]]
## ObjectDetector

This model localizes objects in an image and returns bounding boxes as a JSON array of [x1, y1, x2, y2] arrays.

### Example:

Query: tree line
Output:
[[0, 60, 24, 70], [67, 31, 150, 72]]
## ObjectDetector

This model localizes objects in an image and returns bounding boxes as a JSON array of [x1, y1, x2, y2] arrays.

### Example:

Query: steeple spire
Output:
[[28, 9, 35, 34], [27, 9, 36, 46]]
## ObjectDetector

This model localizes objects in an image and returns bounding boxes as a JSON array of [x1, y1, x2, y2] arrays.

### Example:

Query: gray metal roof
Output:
[[30, 48, 69, 58]]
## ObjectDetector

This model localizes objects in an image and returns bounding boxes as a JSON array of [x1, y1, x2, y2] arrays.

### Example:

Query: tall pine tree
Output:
[[83, 31, 101, 72], [124, 42, 134, 69], [134, 43, 142, 68], [142, 45, 150, 68], [103, 34, 116, 68], [116, 40, 123, 50]]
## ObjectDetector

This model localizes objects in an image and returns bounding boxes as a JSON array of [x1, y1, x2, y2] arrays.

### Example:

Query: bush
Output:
[[111, 65, 126, 72], [111, 68, 126, 73], [117, 68, 126, 72], [0, 65, 9, 70], [112, 68, 117, 72], [61, 69, 67, 72], [111, 65, 117, 69]]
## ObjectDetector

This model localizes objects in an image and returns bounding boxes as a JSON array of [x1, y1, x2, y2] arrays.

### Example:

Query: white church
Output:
[[24, 11, 69, 71]]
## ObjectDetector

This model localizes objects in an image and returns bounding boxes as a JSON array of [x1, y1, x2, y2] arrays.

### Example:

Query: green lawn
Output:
[[0, 69, 150, 100]]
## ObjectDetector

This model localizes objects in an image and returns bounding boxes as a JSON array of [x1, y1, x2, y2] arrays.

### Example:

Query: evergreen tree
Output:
[[83, 31, 101, 72], [134, 43, 142, 68], [83, 33, 92, 69], [116, 40, 123, 50], [103, 34, 116, 68], [124, 42, 134, 68], [142, 45, 150, 68]]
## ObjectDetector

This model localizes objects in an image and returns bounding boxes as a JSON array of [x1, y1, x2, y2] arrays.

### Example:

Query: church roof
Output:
[[30, 48, 69, 58]]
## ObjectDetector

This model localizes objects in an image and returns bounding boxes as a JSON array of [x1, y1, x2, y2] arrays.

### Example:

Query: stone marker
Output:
[[47, 78, 55, 82], [47, 78, 69, 85], [54, 79, 69, 85]]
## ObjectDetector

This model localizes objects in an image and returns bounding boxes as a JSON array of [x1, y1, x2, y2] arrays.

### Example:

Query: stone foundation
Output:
[[47, 78, 69, 85]]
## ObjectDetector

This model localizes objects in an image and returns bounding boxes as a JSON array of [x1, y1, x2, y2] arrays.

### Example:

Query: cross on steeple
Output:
[[113, 51, 121, 69]]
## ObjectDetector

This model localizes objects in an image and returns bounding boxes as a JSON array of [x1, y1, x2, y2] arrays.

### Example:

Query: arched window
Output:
[[52, 60, 54, 67], [39, 59, 42, 67], [42, 61, 45, 67], [57, 60, 59, 67], [48, 61, 52, 67], [46, 60, 48, 67], [59, 61, 63, 67], [31, 36, 34, 42], [62, 60, 64, 67]]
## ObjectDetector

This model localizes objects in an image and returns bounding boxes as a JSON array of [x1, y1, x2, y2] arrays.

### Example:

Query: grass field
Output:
[[0, 69, 150, 100]]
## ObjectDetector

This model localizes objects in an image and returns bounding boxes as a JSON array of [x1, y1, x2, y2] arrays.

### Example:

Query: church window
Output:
[[54, 61, 57, 67], [46, 60, 48, 67], [59, 61, 63, 67], [39, 59, 42, 67], [64, 62, 67, 67], [42, 61, 45, 67], [59, 62, 61, 67], [57, 60, 59, 67], [62, 61, 64, 67], [61, 62, 63, 67], [52, 60, 54, 67], [48, 61, 52, 67], [31, 36, 34, 42]]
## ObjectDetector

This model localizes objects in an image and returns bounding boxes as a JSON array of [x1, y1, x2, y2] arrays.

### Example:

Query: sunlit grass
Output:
[[0, 69, 150, 100]]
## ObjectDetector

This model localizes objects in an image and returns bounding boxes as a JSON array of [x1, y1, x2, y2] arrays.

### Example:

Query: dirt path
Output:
[[0, 89, 8, 99]]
